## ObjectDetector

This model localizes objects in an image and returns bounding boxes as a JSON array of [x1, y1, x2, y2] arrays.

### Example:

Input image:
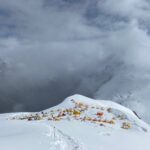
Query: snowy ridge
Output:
[[45, 94, 150, 132], [0, 94, 150, 150]]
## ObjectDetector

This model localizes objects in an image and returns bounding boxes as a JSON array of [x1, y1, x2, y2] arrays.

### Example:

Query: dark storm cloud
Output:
[[0, 0, 150, 113]]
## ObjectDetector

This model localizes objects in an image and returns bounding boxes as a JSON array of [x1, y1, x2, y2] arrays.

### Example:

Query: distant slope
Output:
[[94, 65, 150, 123]]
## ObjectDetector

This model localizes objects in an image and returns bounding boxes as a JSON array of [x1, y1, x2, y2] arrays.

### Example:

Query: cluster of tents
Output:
[[11, 112, 48, 121], [10, 99, 132, 129], [121, 122, 132, 129]]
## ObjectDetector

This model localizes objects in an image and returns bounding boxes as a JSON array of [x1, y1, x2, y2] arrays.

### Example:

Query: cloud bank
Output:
[[0, 0, 150, 122]]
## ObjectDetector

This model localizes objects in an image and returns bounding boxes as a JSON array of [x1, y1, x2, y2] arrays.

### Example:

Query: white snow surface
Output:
[[0, 94, 150, 150]]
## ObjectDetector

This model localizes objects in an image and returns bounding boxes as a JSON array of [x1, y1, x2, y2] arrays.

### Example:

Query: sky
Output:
[[0, 0, 150, 118]]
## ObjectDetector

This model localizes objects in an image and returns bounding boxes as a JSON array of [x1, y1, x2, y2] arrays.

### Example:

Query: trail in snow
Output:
[[47, 124, 84, 150]]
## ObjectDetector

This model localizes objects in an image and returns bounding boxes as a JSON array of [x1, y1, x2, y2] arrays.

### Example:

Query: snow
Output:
[[0, 120, 82, 150], [51, 120, 150, 150], [0, 94, 150, 150]]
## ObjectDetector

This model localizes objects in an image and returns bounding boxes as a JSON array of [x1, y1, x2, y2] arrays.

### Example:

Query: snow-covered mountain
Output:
[[0, 94, 150, 150]]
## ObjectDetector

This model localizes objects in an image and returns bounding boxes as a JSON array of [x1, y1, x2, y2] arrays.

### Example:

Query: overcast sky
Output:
[[0, 0, 150, 113]]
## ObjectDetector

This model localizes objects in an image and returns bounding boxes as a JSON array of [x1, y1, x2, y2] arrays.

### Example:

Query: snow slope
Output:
[[0, 94, 150, 150], [94, 64, 150, 123]]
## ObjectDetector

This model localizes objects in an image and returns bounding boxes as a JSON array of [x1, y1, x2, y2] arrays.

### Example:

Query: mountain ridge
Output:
[[0, 94, 150, 150]]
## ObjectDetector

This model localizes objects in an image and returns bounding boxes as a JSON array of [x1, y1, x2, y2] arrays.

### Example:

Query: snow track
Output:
[[48, 125, 84, 150]]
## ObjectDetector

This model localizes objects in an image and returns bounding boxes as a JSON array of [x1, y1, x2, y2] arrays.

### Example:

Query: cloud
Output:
[[0, 0, 150, 123]]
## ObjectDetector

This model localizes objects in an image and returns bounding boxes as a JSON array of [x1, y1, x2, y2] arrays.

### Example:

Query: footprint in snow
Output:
[[99, 132, 111, 136]]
